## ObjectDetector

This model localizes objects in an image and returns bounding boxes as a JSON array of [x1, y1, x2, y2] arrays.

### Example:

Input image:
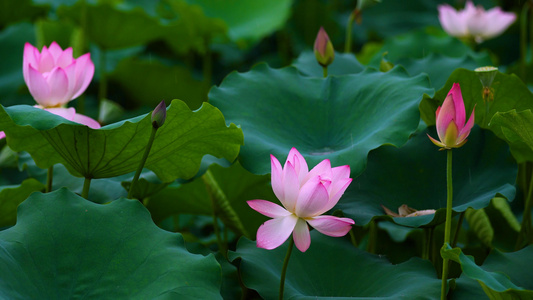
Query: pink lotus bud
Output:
[[247, 148, 354, 252], [438, 1, 516, 43], [314, 27, 335, 68], [428, 83, 475, 150], [23, 41, 95, 107], [151, 101, 167, 129]]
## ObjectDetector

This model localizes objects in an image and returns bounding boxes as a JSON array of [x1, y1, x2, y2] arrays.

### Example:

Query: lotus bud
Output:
[[314, 27, 335, 68], [151, 100, 167, 129]]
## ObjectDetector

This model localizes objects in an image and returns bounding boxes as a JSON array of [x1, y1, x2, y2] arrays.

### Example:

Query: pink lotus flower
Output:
[[247, 148, 354, 252], [1, 42, 100, 140], [24, 42, 94, 107], [314, 27, 335, 67], [428, 83, 475, 150], [438, 1, 516, 43]]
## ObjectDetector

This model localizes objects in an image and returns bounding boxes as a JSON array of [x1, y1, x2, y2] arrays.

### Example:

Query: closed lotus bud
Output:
[[151, 100, 167, 129], [314, 27, 335, 68]]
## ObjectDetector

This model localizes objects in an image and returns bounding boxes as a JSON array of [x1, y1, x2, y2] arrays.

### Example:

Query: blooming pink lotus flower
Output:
[[24, 42, 94, 107], [247, 148, 354, 252], [428, 83, 475, 150], [438, 1, 516, 43]]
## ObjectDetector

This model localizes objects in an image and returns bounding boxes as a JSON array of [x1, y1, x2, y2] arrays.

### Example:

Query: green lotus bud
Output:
[[314, 27, 335, 68], [151, 100, 167, 129]]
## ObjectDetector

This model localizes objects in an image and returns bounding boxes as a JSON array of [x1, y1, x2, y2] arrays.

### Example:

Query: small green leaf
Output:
[[465, 208, 494, 248], [490, 110, 533, 163], [492, 197, 521, 232], [448, 244, 533, 299], [0, 178, 44, 227], [0, 188, 222, 299], [0, 100, 243, 182]]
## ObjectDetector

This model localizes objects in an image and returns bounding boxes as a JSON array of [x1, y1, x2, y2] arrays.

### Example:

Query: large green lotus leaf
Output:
[[57, 2, 162, 50], [0, 188, 222, 299], [229, 232, 441, 299], [185, 0, 292, 47], [336, 126, 516, 227], [0, 100, 243, 182], [0, 23, 35, 107], [292, 51, 365, 77], [420, 69, 533, 161], [490, 110, 533, 163], [110, 57, 206, 109], [209, 64, 433, 176], [443, 245, 533, 299], [146, 162, 272, 239], [0, 0, 48, 29], [398, 53, 489, 90], [0, 179, 44, 228]]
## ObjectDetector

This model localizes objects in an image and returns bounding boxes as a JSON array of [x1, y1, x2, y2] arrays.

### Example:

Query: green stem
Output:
[[349, 228, 358, 247], [127, 126, 157, 199], [423, 227, 431, 260], [367, 219, 378, 254], [520, 2, 529, 81], [98, 48, 107, 104], [428, 226, 435, 265], [46, 166, 54, 193], [81, 177, 91, 199], [323, 66, 328, 78], [441, 149, 453, 300], [203, 38, 212, 99], [516, 166, 533, 249], [279, 238, 294, 300], [452, 211, 465, 248], [344, 12, 355, 53], [211, 211, 226, 257]]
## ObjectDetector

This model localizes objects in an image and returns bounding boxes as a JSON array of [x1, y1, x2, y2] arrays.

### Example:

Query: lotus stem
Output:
[[441, 149, 453, 300], [323, 66, 328, 78], [345, 12, 355, 53], [279, 238, 294, 300], [452, 211, 465, 248], [81, 177, 91, 199], [46, 166, 53, 193], [520, 2, 529, 81], [98, 48, 107, 105], [516, 165, 533, 250], [127, 126, 157, 199]]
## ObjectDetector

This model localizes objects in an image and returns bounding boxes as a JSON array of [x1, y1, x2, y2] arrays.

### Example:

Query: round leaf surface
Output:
[[209, 64, 433, 176], [0, 188, 222, 299]]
